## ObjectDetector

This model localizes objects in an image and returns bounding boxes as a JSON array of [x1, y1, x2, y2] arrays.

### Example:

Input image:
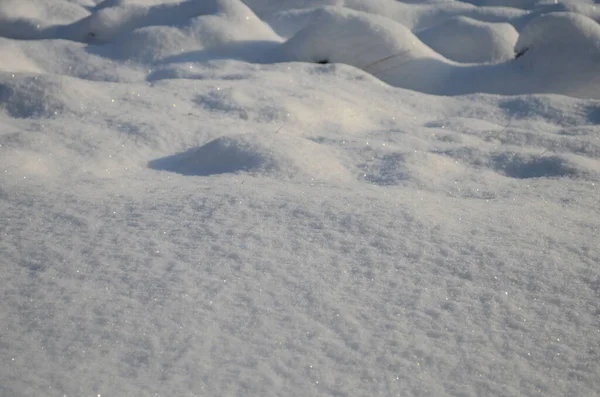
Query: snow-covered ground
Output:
[[1, 0, 599, 396]]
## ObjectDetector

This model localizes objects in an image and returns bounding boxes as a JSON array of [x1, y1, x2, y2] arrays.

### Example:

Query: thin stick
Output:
[[363, 49, 412, 72]]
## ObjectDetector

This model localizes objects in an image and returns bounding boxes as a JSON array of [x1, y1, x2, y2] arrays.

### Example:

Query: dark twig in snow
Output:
[[363, 49, 412, 72]]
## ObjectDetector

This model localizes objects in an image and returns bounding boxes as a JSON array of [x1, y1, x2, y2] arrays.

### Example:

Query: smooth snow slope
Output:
[[1, 1, 599, 397]]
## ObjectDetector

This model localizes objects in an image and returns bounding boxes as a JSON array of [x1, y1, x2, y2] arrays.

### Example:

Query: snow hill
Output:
[[1, 1, 599, 396]]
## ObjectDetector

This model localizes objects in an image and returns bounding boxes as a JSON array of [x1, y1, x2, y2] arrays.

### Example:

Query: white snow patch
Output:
[[1, 1, 599, 397]]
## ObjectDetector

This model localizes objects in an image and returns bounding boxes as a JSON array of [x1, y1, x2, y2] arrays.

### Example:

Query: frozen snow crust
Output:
[[1, 1, 600, 397]]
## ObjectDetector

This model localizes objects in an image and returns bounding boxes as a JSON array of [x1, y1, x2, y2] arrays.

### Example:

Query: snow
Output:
[[1, 0, 599, 396], [417, 16, 518, 63], [273, 7, 600, 97]]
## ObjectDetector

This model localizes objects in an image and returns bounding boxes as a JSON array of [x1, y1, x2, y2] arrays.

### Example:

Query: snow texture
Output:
[[1, 0, 599, 396]]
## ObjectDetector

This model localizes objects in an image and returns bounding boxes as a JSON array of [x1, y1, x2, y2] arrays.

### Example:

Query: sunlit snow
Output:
[[1, 0, 599, 396]]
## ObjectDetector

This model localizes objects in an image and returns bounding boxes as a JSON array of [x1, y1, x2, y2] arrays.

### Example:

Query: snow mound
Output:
[[275, 7, 600, 98], [61, 0, 223, 43], [149, 132, 352, 182], [97, 25, 193, 62], [417, 16, 518, 63], [0, 0, 279, 47], [513, 12, 600, 98], [515, 11, 600, 58], [148, 135, 272, 176], [275, 7, 451, 93], [86, 0, 280, 64], [2, 1, 599, 98], [277, 7, 443, 67], [0, 0, 89, 39]]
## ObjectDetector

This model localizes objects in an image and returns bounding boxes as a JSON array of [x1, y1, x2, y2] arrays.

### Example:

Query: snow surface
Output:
[[1, 0, 599, 396]]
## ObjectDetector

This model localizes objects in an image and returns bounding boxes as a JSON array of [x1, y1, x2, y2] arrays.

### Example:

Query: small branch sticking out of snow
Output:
[[363, 49, 412, 73]]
